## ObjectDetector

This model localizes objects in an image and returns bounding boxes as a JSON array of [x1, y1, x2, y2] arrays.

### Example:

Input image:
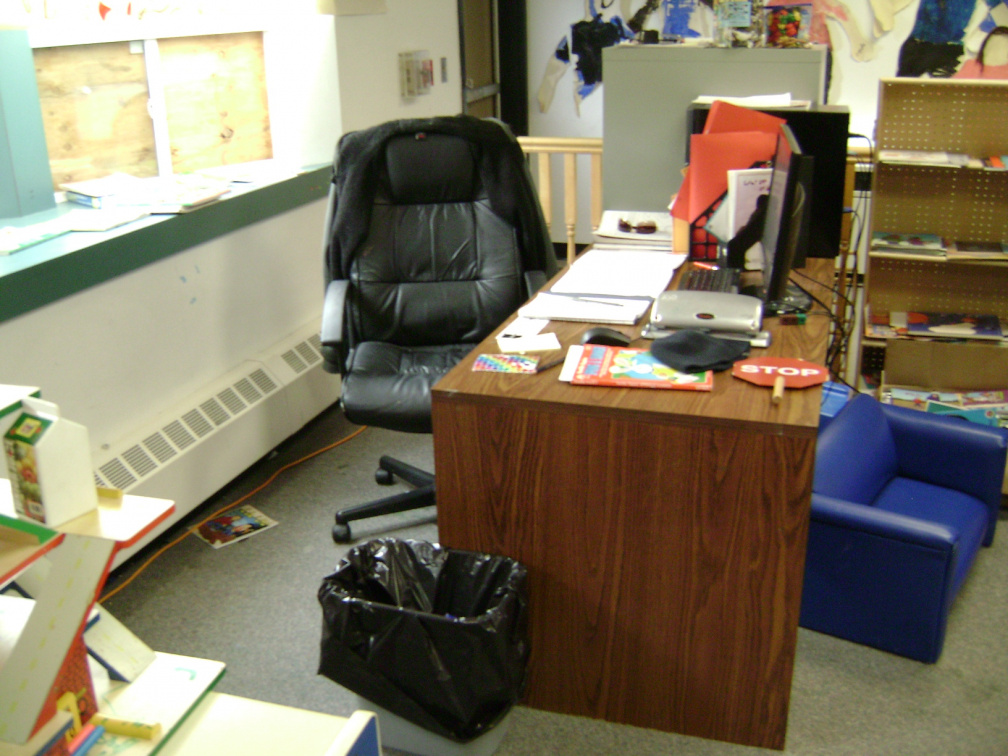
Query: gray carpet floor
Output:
[[101, 405, 1008, 755]]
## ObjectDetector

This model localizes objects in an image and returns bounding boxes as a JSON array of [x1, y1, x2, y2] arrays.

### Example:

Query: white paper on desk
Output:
[[496, 332, 562, 353], [558, 345, 584, 382], [550, 248, 684, 299], [497, 317, 549, 339], [518, 293, 651, 325], [694, 93, 799, 108]]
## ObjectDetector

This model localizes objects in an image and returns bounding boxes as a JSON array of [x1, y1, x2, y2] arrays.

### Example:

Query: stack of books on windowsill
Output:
[[62, 173, 231, 214]]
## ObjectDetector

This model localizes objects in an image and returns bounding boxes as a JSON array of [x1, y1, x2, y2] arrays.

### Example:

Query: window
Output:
[[34, 32, 272, 190]]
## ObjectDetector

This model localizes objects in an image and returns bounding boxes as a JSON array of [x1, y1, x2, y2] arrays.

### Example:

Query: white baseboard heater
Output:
[[94, 321, 340, 568]]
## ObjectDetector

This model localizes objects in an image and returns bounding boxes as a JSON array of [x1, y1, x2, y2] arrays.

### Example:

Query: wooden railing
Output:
[[518, 136, 603, 266]]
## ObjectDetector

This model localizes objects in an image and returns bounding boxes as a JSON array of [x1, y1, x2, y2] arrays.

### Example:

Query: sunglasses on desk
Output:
[[618, 218, 658, 234]]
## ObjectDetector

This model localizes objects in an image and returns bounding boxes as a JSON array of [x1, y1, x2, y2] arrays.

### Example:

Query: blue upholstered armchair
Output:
[[800, 393, 1008, 662]]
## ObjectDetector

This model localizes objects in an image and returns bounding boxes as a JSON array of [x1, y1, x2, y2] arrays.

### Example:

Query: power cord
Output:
[[100, 425, 368, 603]]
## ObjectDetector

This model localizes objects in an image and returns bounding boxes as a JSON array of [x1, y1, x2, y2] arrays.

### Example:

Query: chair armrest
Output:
[[811, 493, 957, 551], [523, 270, 548, 299], [804, 492, 959, 662], [882, 402, 1008, 528], [320, 279, 349, 373]]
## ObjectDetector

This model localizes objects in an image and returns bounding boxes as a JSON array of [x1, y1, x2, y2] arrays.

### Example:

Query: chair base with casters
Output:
[[331, 456, 435, 543]]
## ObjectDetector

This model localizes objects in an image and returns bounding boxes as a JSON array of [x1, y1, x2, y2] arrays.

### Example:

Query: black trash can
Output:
[[318, 538, 529, 745]]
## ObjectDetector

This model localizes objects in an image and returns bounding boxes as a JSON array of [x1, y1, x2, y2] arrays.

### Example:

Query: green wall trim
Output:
[[0, 166, 331, 324]]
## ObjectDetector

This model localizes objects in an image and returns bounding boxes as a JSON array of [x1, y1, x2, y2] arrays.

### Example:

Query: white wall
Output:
[[0, 202, 329, 455], [333, 0, 462, 132], [0, 2, 462, 473]]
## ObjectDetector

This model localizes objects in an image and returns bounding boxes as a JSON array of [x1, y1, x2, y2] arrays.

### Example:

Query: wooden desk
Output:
[[431, 259, 834, 750]]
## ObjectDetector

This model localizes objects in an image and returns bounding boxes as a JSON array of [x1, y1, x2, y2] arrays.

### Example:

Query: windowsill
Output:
[[0, 165, 330, 324]]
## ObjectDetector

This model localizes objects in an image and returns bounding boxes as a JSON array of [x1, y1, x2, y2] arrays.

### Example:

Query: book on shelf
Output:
[[870, 232, 946, 257], [570, 344, 713, 390], [944, 239, 1008, 260], [891, 311, 1004, 341], [876, 150, 974, 167]]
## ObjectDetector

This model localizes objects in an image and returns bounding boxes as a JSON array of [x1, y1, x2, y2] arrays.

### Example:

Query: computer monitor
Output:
[[749, 123, 813, 315]]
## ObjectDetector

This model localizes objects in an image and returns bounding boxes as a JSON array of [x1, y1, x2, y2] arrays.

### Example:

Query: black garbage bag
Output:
[[318, 538, 529, 743]]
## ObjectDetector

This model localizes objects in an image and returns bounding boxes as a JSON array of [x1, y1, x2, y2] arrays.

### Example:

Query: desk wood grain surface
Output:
[[432, 258, 835, 750]]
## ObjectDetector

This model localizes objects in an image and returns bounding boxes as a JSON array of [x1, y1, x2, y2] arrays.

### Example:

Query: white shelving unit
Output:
[[0, 487, 380, 756]]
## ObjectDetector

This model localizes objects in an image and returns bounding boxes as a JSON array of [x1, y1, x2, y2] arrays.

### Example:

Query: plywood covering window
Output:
[[160, 33, 272, 173], [35, 41, 158, 186], [34, 32, 272, 189]]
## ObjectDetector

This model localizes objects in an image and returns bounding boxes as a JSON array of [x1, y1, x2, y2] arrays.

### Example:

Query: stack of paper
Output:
[[517, 247, 684, 325], [593, 210, 673, 252]]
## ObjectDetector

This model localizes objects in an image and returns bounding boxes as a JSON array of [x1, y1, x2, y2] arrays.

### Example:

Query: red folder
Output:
[[683, 130, 777, 224], [670, 100, 783, 226], [702, 100, 786, 135]]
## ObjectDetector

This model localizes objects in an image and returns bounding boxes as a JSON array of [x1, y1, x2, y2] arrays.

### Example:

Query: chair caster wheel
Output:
[[332, 522, 352, 543], [375, 468, 395, 485]]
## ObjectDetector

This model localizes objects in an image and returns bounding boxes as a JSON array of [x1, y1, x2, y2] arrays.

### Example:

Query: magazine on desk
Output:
[[570, 345, 713, 390]]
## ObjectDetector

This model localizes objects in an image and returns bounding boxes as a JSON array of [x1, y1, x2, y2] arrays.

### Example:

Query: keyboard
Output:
[[680, 266, 741, 293]]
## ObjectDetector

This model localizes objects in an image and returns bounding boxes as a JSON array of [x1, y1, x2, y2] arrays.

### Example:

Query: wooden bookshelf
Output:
[[861, 79, 1008, 390]]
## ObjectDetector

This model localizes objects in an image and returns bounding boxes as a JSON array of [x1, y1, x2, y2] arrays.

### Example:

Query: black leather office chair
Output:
[[320, 115, 557, 543]]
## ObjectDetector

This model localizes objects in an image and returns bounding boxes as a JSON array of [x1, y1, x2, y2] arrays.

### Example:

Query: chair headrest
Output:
[[384, 132, 478, 204]]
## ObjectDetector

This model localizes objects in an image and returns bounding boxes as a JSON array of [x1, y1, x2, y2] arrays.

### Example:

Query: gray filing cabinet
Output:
[[602, 44, 827, 213]]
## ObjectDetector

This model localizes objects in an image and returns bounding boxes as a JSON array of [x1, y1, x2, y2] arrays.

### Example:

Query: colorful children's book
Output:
[[195, 504, 277, 548], [870, 232, 946, 256], [570, 345, 713, 390], [471, 354, 539, 373], [944, 240, 1008, 260], [901, 311, 1003, 341]]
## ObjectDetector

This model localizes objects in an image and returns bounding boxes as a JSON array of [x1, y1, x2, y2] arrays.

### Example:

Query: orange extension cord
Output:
[[100, 425, 368, 603]]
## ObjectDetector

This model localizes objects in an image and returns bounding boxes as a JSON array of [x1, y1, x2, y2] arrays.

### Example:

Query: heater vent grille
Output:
[[182, 409, 214, 438], [234, 377, 263, 405], [93, 334, 328, 497], [143, 432, 177, 463], [282, 349, 310, 374], [122, 445, 158, 476], [250, 369, 278, 395], [163, 420, 196, 450], [217, 387, 246, 416], [99, 458, 138, 490], [200, 398, 230, 427]]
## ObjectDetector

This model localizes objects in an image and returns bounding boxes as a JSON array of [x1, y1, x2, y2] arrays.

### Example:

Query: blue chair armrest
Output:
[[882, 402, 1007, 538], [803, 493, 960, 662], [811, 493, 957, 550]]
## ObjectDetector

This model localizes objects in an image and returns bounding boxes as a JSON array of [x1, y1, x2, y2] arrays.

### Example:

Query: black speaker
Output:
[[687, 104, 850, 260]]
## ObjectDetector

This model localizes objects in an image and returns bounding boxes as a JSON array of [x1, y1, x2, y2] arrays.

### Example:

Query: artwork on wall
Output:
[[533, 0, 1008, 129]]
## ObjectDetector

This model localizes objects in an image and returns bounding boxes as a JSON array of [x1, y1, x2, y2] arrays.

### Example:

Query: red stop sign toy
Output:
[[732, 357, 828, 404]]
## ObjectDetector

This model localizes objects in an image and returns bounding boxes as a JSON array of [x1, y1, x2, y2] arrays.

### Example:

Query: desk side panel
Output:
[[432, 397, 814, 750]]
